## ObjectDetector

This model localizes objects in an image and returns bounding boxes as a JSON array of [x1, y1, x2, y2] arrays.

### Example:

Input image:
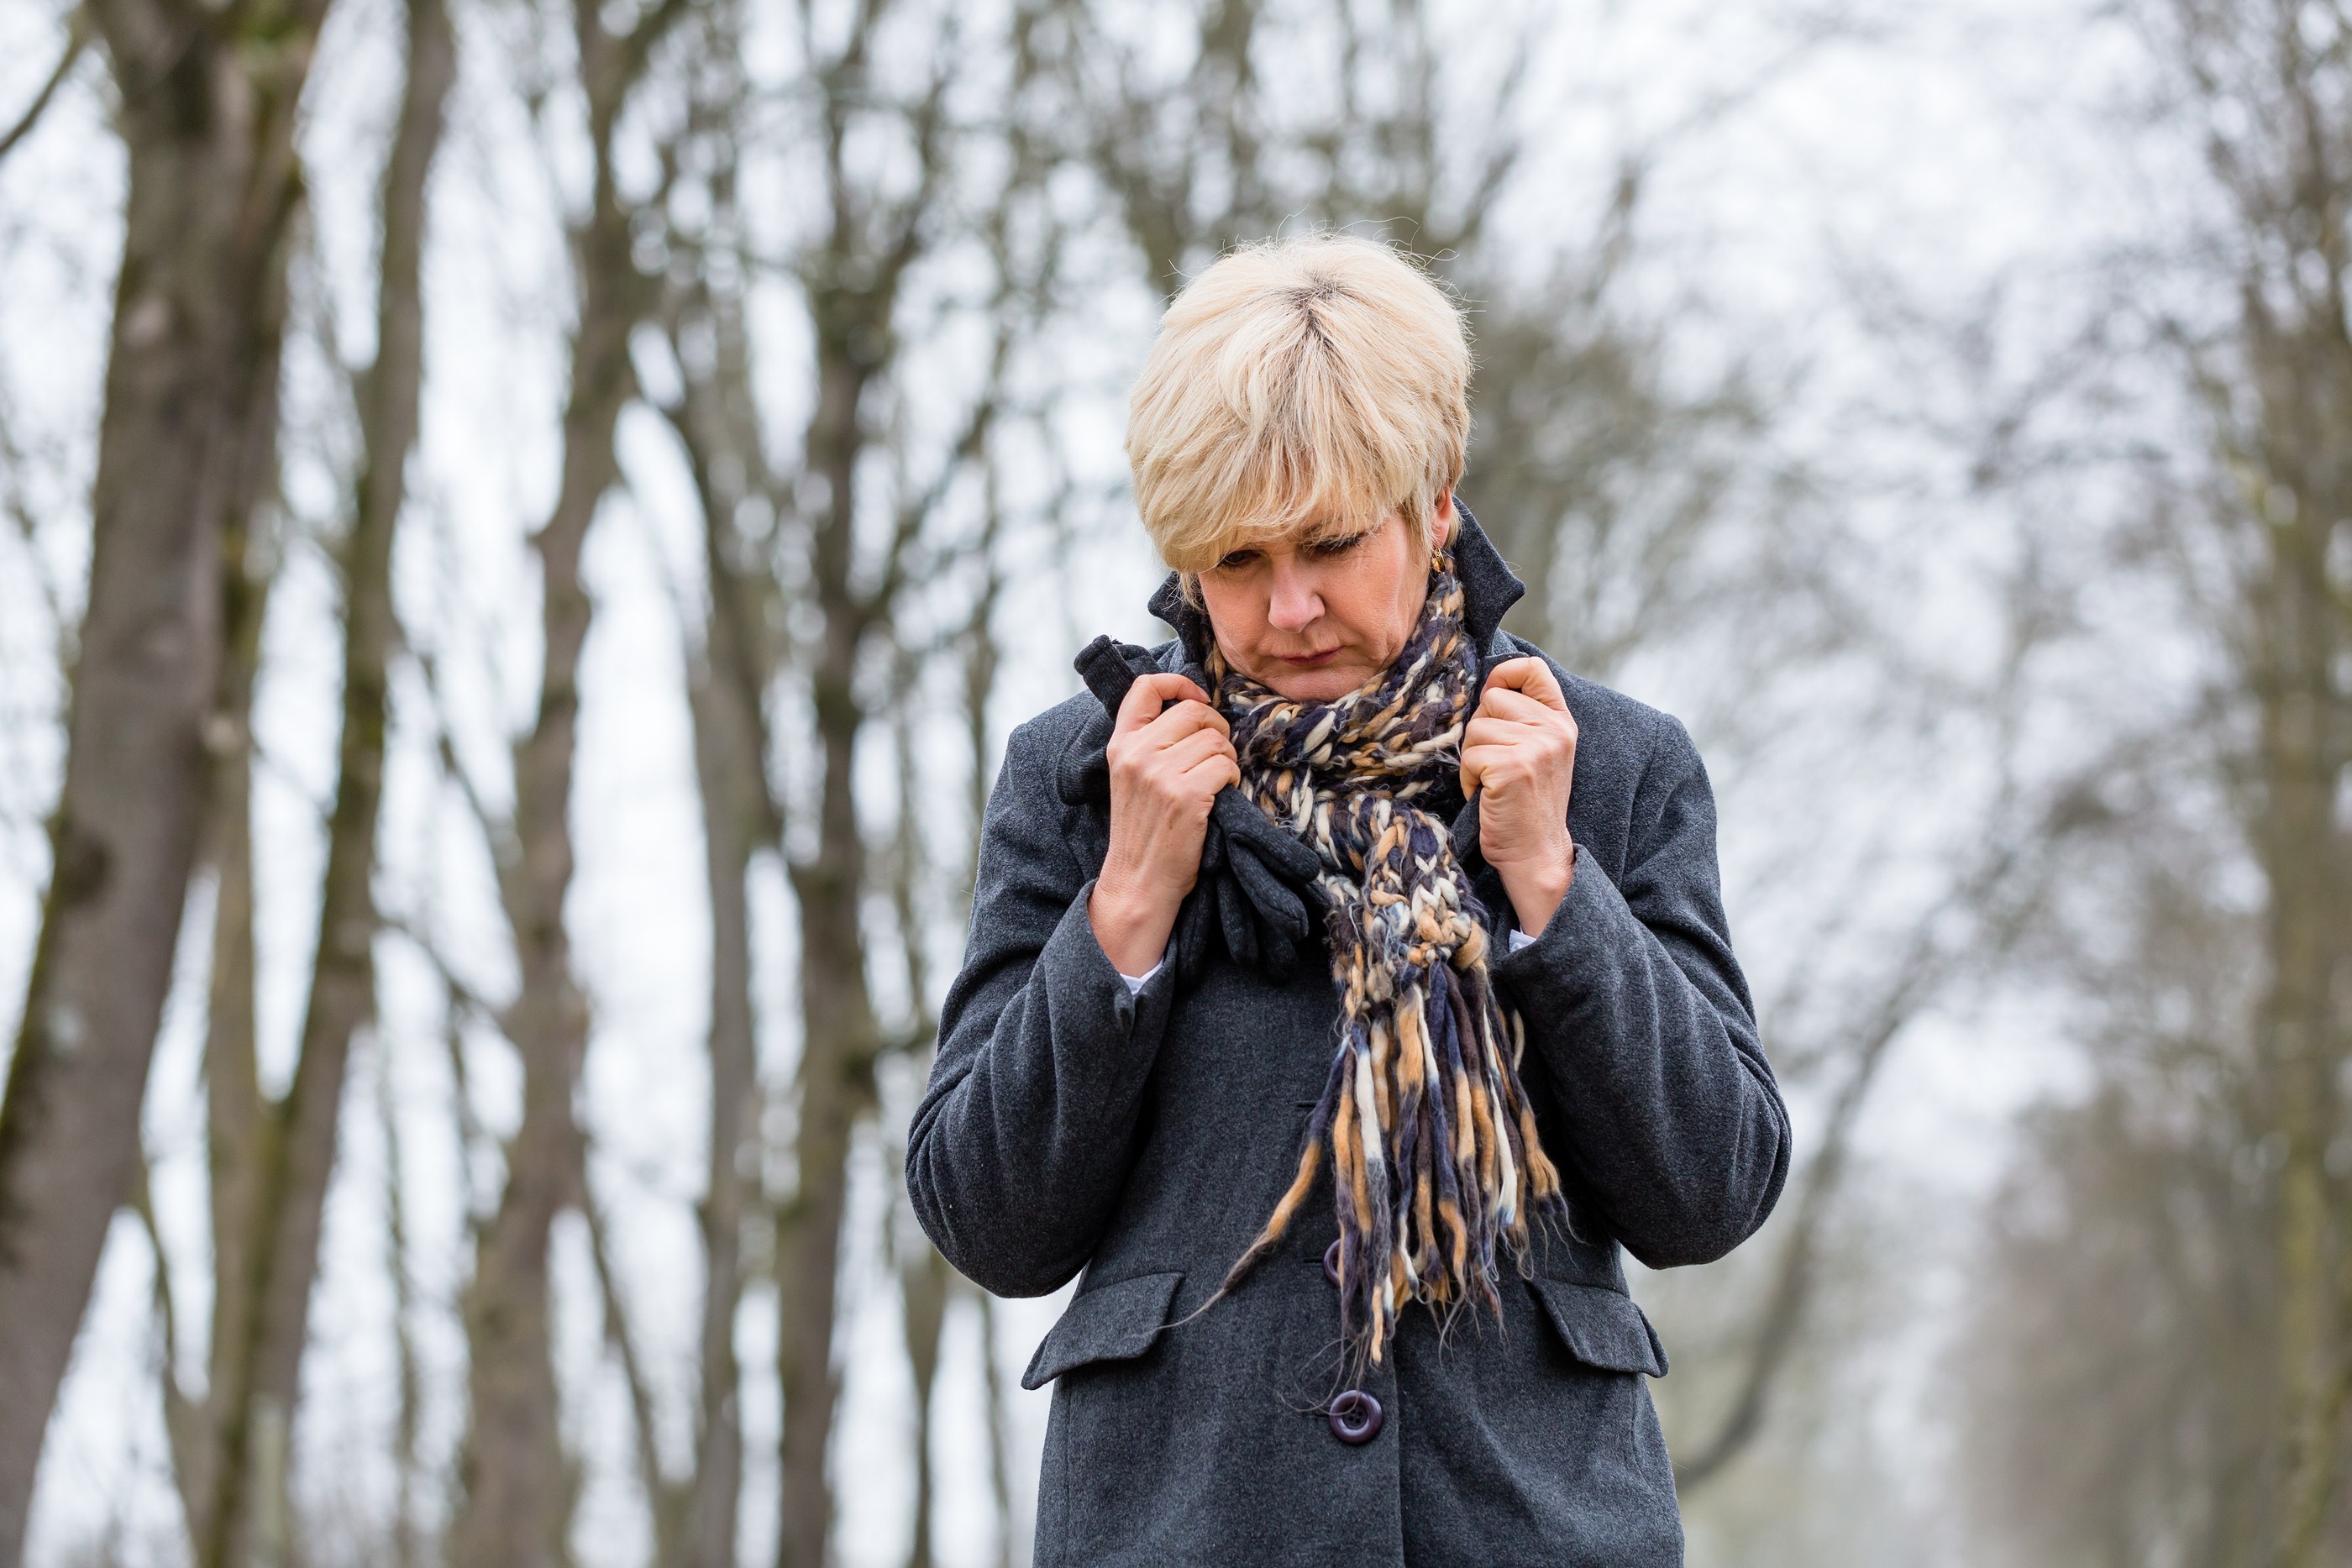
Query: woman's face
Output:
[[1198, 491, 1455, 701]]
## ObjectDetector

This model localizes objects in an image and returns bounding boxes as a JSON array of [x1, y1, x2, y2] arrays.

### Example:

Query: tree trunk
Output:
[[685, 619, 763, 1568], [167, 516, 276, 1544], [2249, 321, 2352, 1568], [662, 192, 776, 1567], [774, 765, 874, 1568], [381, 1036, 424, 1568], [775, 316, 884, 1568], [900, 1247, 949, 1568], [980, 1293, 1018, 1568], [2256, 490, 2350, 1568], [654, 108, 790, 1545], [448, 14, 648, 1555], [0, 0, 324, 1552], [194, 0, 453, 1558]]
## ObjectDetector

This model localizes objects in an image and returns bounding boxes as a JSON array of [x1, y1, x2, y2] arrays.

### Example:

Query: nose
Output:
[[1266, 559, 1321, 633]]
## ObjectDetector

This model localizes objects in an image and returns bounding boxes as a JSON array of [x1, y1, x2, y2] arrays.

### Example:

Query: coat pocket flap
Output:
[[1021, 1272, 1184, 1390], [1529, 1280, 1669, 1377]]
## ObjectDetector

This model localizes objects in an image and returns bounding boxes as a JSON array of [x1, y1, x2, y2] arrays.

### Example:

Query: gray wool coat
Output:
[[906, 510, 1790, 1567]]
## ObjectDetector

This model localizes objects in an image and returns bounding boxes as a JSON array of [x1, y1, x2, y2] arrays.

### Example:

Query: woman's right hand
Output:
[[1089, 673, 1240, 977]]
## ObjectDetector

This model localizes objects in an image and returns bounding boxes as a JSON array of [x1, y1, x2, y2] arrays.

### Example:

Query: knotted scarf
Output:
[[1210, 551, 1567, 1371], [1072, 549, 1568, 1371]]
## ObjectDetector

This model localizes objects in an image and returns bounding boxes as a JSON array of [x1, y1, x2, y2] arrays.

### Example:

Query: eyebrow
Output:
[[1203, 513, 1383, 565]]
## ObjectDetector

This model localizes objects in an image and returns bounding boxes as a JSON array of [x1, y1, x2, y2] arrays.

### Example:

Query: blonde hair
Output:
[[1125, 234, 1471, 576]]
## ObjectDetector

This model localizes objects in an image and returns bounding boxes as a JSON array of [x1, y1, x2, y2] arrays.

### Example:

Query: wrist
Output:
[[1089, 873, 1176, 976], [1496, 836, 1574, 941]]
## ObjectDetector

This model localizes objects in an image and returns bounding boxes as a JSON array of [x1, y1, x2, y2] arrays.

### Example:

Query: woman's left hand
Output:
[[1460, 657, 1578, 938]]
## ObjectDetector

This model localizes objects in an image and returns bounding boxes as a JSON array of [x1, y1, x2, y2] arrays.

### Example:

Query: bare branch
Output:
[[129, 1157, 200, 1500], [582, 1181, 682, 1540], [0, 11, 88, 167]]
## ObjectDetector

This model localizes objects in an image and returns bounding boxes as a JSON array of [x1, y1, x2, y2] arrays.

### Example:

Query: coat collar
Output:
[[1145, 499, 1525, 670]]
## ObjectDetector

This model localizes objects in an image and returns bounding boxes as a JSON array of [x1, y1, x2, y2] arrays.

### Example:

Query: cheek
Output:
[[1198, 578, 1264, 650], [1336, 540, 1424, 656]]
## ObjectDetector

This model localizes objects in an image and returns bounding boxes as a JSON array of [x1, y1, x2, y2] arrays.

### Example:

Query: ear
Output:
[[1430, 489, 1456, 550]]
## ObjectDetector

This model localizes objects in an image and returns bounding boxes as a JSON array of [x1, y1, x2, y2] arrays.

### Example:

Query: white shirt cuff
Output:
[[1508, 927, 1538, 953]]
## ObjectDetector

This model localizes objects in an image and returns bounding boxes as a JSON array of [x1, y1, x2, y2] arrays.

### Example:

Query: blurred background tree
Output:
[[0, 0, 2344, 1565], [1950, 4, 2352, 1565]]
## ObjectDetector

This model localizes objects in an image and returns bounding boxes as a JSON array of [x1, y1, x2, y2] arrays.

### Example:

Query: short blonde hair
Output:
[[1125, 234, 1471, 575]]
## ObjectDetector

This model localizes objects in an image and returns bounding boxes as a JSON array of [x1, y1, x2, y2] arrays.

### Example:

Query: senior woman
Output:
[[906, 235, 1789, 1566]]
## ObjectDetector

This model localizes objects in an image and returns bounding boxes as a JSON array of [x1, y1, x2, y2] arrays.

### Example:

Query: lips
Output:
[[1278, 648, 1340, 668]]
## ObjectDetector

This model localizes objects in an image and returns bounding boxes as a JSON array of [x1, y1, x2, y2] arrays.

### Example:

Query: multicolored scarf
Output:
[[1205, 549, 1567, 1370]]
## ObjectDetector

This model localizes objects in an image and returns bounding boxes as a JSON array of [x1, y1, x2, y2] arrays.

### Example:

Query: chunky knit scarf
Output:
[[1206, 550, 1567, 1369]]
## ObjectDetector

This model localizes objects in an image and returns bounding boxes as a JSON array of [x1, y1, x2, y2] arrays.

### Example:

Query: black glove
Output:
[[1069, 635, 1326, 984]]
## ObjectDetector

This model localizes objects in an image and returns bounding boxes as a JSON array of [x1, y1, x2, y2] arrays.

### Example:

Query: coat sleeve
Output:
[[1493, 711, 1790, 1269], [905, 716, 1176, 1297]]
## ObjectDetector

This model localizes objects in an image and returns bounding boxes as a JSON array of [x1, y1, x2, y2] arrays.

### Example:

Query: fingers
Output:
[[1459, 737, 1530, 795], [1137, 698, 1231, 753], [1462, 714, 1536, 753], [1158, 725, 1237, 779], [1482, 656, 1568, 711], [1460, 704, 1576, 798], [1116, 672, 1213, 733], [1472, 685, 1562, 728], [1460, 739, 1552, 805], [1180, 749, 1242, 794]]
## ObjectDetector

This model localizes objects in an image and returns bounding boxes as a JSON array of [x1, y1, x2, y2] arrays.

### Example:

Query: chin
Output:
[[1259, 663, 1372, 702]]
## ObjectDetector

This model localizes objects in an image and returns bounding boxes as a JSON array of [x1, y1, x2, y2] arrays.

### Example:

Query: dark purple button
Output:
[[1329, 1389, 1382, 1445], [1322, 1240, 1342, 1287]]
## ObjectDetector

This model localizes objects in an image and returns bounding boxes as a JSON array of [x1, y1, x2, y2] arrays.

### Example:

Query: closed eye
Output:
[[1215, 548, 1263, 570], [1305, 530, 1372, 559]]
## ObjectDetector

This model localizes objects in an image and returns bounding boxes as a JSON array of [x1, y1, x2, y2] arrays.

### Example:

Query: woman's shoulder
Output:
[[1005, 687, 1110, 759]]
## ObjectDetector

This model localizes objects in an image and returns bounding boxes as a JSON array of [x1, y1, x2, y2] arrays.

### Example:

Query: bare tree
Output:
[[633, 9, 1074, 1562], [446, 2, 693, 1561], [1957, 829, 2276, 1565], [755, 11, 995, 1563], [143, 1, 459, 1562], [1672, 767, 2068, 1488], [0, 0, 333, 1551], [1068, 0, 1528, 291], [1466, 246, 1771, 678], [680, 461, 768, 1568], [2176, 11, 2352, 1554], [622, 43, 782, 1554], [885, 587, 987, 1568], [1950, 4, 2352, 1560], [161, 433, 277, 1568]]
